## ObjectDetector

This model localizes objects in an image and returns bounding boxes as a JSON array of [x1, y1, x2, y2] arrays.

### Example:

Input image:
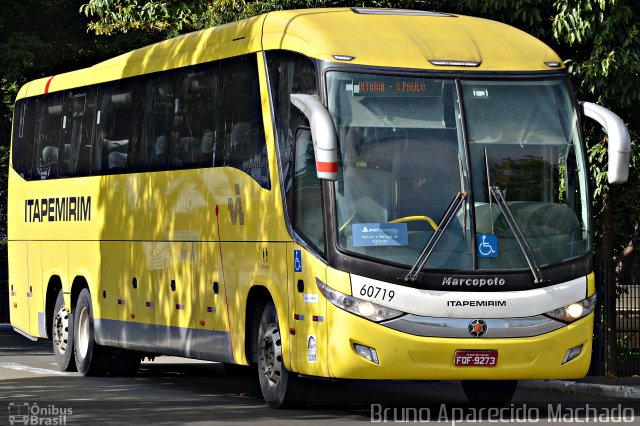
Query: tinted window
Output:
[[293, 129, 325, 252], [11, 99, 36, 178], [218, 55, 270, 189], [171, 63, 219, 169], [33, 93, 63, 179], [266, 51, 317, 230], [93, 82, 134, 173], [14, 53, 269, 185], [131, 73, 174, 171], [61, 88, 96, 176]]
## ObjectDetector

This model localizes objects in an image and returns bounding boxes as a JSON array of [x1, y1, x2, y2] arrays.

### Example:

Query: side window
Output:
[[131, 73, 174, 171], [11, 98, 36, 179], [218, 55, 270, 189], [293, 129, 325, 252], [265, 51, 318, 232], [172, 63, 219, 168], [60, 88, 96, 176], [93, 82, 134, 173], [33, 93, 63, 179]]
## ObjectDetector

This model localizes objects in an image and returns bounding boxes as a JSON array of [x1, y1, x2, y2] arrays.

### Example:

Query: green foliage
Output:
[[551, 0, 640, 269], [80, 0, 211, 35], [79, 0, 432, 33], [0, 0, 159, 247]]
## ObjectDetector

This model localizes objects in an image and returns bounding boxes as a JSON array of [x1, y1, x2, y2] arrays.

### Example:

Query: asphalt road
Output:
[[1, 325, 638, 425]]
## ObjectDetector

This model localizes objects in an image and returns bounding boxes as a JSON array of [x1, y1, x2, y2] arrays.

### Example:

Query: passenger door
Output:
[[290, 244, 328, 376], [289, 128, 329, 376]]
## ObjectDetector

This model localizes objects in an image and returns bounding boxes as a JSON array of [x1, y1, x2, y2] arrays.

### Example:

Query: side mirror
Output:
[[581, 102, 631, 184], [290, 94, 338, 181]]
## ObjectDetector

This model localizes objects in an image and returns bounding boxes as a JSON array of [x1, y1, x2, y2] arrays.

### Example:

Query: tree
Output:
[[552, 0, 640, 377], [0, 0, 161, 247]]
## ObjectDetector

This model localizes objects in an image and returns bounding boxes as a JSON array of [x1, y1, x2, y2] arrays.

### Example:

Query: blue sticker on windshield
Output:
[[477, 234, 498, 258], [353, 223, 408, 247]]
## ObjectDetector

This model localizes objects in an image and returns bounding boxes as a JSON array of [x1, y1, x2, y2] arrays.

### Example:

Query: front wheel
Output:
[[257, 302, 310, 408], [462, 380, 518, 406], [73, 288, 113, 376]]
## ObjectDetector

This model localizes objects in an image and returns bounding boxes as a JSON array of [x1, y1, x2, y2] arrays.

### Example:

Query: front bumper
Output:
[[326, 302, 593, 380]]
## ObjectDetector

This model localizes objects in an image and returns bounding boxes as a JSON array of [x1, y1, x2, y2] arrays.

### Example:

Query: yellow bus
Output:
[[8, 8, 631, 407]]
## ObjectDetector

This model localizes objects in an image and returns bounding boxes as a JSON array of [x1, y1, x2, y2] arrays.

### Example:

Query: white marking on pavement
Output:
[[0, 362, 69, 376]]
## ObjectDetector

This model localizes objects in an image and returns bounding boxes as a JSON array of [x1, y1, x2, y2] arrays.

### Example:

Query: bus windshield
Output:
[[327, 72, 590, 271]]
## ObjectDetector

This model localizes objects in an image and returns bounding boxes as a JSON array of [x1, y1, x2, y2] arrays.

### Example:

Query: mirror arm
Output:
[[290, 94, 339, 181], [581, 101, 631, 184]]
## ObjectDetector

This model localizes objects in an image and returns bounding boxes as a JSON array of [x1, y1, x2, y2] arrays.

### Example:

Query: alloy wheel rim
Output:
[[53, 307, 69, 354], [259, 323, 282, 386]]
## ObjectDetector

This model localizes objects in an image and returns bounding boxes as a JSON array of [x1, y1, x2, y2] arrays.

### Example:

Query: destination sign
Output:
[[346, 78, 443, 97]]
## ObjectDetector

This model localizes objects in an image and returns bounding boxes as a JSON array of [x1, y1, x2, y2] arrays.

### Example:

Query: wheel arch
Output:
[[245, 285, 273, 364], [70, 275, 90, 313], [44, 276, 63, 340]]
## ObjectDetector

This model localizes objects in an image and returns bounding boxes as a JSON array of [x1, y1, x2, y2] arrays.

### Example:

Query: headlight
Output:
[[544, 294, 596, 323], [316, 279, 404, 322]]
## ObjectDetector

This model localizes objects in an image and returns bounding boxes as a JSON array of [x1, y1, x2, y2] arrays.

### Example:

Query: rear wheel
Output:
[[462, 380, 518, 406], [257, 301, 310, 408], [52, 289, 76, 371], [73, 288, 112, 376]]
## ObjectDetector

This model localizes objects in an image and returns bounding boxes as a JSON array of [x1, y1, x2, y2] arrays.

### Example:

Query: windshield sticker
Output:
[[353, 223, 408, 247], [477, 234, 499, 258]]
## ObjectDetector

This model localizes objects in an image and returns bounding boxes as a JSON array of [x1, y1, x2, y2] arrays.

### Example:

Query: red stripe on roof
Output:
[[44, 76, 55, 94]]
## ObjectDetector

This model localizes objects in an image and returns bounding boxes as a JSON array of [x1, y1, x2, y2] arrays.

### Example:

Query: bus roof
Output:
[[17, 8, 563, 99]]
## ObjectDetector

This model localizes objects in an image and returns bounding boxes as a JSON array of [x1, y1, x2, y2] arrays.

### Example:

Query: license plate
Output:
[[454, 350, 498, 366]]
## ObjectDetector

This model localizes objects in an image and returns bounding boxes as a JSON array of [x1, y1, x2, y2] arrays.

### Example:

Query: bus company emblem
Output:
[[227, 184, 244, 225], [468, 319, 487, 337]]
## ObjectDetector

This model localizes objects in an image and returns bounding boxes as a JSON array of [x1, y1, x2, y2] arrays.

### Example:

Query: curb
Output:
[[521, 380, 640, 400]]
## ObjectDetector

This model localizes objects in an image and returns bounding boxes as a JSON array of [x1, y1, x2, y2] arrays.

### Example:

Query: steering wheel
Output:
[[389, 216, 438, 231]]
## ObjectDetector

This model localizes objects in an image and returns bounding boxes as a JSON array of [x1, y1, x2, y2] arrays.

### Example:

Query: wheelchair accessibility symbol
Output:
[[294, 250, 303, 272], [477, 234, 498, 258]]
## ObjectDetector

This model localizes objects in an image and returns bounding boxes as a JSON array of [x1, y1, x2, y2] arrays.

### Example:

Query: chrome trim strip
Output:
[[38, 311, 48, 338], [12, 326, 38, 341], [381, 314, 565, 338], [94, 319, 234, 362]]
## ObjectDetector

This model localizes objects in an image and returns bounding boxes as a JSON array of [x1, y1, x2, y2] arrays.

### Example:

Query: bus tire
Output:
[[257, 301, 310, 408], [73, 288, 112, 376], [462, 380, 518, 406], [52, 289, 77, 372]]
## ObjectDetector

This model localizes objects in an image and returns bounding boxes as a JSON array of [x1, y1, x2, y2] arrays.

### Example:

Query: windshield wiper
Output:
[[403, 155, 468, 282], [484, 148, 547, 284]]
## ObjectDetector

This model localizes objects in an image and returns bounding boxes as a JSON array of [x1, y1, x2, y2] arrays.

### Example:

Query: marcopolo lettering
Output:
[[442, 276, 506, 287], [24, 196, 91, 223], [446, 300, 507, 307]]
